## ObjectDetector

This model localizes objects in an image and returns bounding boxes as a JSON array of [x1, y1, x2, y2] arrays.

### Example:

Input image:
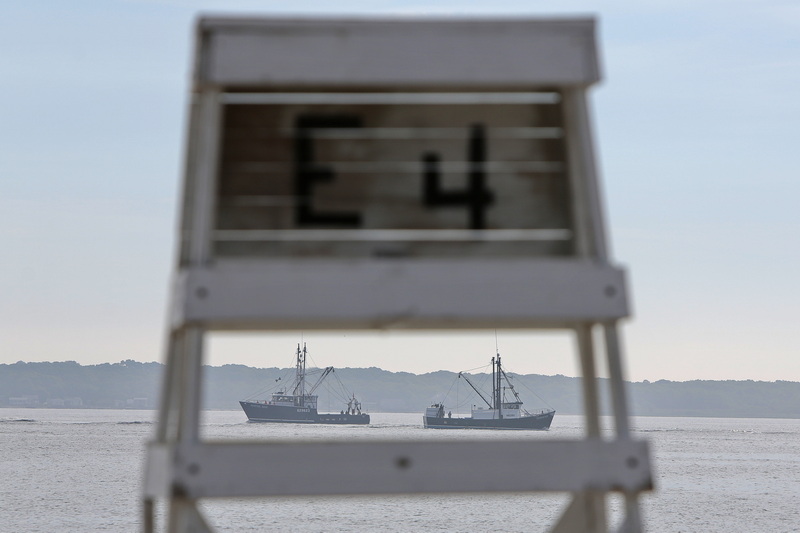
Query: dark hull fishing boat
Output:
[[240, 344, 369, 425], [423, 353, 555, 430]]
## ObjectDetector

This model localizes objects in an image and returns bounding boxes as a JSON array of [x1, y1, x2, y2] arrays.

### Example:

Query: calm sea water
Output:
[[1, 409, 799, 532]]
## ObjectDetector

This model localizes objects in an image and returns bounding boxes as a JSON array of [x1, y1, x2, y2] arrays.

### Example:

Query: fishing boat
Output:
[[423, 353, 555, 430], [239, 344, 369, 424]]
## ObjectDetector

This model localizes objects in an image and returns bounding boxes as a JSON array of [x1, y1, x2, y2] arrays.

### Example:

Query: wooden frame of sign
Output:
[[143, 17, 651, 533]]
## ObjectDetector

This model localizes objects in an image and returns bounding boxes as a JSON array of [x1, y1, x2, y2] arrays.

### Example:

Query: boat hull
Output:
[[423, 410, 555, 430], [240, 401, 369, 425]]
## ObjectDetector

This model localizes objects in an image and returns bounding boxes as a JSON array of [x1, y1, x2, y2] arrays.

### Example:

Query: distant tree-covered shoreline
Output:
[[2, 360, 800, 419]]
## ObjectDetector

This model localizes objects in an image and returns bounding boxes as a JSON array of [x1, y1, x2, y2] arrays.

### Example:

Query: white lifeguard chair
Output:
[[143, 16, 652, 532]]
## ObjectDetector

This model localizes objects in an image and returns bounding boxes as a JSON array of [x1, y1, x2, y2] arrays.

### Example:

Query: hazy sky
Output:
[[1, 1, 798, 382]]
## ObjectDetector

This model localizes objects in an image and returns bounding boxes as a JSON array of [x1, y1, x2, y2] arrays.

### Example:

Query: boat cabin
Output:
[[425, 404, 446, 418], [270, 393, 319, 409], [472, 402, 523, 419]]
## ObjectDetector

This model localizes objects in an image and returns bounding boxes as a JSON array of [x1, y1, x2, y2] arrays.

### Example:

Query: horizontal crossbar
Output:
[[144, 438, 651, 499], [173, 259, 629, 330]]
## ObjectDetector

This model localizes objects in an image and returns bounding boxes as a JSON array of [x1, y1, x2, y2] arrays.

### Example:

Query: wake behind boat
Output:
[[423, 353, 555, 430], [239, 344, 369, 425]]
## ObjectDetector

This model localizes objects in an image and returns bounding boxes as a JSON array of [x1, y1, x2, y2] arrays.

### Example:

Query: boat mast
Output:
[[491, 356, 496, 410], [293, 343, 307, 402], [495, 354, 503, 418]]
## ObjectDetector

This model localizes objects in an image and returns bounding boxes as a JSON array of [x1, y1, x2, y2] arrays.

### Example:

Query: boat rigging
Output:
[[240, 344, 369, 425], [424, 352, 555, 430]]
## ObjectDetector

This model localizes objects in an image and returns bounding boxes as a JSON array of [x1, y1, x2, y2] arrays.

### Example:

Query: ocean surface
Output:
[[1, 409, 799, 532]]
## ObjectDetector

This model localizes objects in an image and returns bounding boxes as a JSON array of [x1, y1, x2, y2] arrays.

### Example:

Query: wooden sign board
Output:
[[215, 92, 573, 258]]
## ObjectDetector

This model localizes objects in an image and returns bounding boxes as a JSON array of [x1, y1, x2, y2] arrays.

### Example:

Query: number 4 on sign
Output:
[[422, 124, 495, 230]]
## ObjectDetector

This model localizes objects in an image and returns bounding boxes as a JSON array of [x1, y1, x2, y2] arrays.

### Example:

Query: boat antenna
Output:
[[493, 332, 502, 416]]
